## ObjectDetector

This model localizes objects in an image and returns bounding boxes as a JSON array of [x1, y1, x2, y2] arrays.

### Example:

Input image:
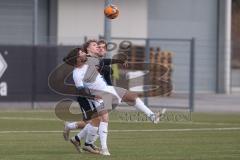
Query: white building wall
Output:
[[57, 0, 147, 45], [110, 0, 147, 38], [57, 0, 104, 45]]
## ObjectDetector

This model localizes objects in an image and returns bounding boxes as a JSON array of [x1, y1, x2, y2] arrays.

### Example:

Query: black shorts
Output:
[[77, 96, 98, 121]]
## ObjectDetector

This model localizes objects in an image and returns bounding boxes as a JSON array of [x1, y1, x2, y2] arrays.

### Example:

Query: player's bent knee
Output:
[[122, 91, 137, 104], [90, 118, 100, 127], [77, 121, 86, 129], [100, 112, 109, 122]]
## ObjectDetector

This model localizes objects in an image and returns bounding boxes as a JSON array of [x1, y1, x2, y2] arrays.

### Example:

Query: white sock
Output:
[[85, 124, 98, 144], [99, 122, 108, 149], [134, 98, 154, 117], [91, 134, 99, 144], [67, 122, 78, 130], [77, 123, 90, 140]]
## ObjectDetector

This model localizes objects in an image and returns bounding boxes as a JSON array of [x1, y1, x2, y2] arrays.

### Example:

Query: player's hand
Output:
[[95, 65, 100, 71]]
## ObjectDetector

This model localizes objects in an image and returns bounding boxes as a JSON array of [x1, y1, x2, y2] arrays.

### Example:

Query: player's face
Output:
[[87, 42, 99, 54], [77, 50, 87, 64], [98, 43, 107, 57]]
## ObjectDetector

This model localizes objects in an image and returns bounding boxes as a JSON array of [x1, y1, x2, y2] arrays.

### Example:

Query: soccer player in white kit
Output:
[[64, 40, 127, 155], [64, 41, 163, 155]]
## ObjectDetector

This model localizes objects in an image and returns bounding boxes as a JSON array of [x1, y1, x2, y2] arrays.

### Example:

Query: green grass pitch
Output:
[[0, 110, 240, 160]]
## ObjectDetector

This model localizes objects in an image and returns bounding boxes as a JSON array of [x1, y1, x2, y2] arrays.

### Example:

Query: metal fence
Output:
[[105, 37, 195, 112], [0, 37, 195, 112]]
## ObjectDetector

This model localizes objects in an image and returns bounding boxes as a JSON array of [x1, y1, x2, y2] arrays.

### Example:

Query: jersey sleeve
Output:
[[73, 68, 96, 99], [73, 69, 84, 88]]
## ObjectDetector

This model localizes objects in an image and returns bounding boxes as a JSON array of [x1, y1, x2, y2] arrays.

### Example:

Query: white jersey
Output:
[[73, 64, 108, 90], [73, 57, 127, 107]]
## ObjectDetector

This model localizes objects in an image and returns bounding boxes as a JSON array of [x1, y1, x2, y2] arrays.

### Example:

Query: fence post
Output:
[[32, 0, 38, 109], [144, 39, 150, 105], [31, 46, 37, 109], [189, 38, 196, 112]]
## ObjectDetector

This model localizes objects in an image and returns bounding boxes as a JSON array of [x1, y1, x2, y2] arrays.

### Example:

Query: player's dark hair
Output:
[[63, 47, 82, 66], [82, 39, 98, 53]]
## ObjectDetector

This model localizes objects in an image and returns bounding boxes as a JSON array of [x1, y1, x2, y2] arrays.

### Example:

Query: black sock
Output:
[[85, 142, 90, 146], [75, 135, 80, 142]]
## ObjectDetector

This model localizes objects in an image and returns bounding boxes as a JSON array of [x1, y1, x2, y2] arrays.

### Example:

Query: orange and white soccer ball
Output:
[[104, 5, 119, 19]]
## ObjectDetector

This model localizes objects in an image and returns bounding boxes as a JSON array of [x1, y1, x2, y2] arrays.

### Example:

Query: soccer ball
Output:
[[104, 5, 119, 19]]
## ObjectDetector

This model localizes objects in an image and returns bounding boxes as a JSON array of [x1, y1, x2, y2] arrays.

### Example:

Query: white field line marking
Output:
[[109, 127, 240, 132], [0, 116, 239, 126], [0, 127, 240, 134], [0, 117, 57, 121]]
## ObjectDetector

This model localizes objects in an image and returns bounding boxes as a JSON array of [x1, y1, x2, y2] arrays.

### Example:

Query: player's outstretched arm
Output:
[[99, 58, 126, 66]]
